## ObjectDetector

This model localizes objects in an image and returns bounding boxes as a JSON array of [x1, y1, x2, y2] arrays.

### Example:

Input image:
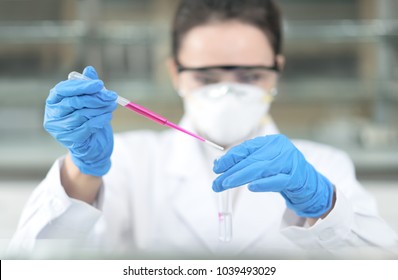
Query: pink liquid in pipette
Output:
[[124, 102, 206, 142], [67, 71, 223, 150]]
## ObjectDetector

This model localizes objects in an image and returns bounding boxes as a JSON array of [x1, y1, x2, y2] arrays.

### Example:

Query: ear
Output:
[[166, 57, 180, 90], [276, 55, 285, 72]]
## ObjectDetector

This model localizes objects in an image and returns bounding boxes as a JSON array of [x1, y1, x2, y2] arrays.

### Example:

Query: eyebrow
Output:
[[177, 64, 279, 73]]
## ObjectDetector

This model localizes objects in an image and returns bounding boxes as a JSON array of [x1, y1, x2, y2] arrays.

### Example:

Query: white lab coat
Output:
[[9, 118, 398, 258]]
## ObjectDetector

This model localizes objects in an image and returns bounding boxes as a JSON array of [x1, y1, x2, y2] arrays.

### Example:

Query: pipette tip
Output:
[[204, 140, 224, 151]]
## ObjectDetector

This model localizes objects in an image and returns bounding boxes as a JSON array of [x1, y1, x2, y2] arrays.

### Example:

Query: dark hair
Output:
[[172, 0, 283, 61]]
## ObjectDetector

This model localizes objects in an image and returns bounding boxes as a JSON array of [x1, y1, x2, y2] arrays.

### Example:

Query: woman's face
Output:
[[170, 20, 283, 94]]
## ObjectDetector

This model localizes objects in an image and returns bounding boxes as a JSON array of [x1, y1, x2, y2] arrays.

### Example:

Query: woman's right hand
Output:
[[44, 66, 118, 177]]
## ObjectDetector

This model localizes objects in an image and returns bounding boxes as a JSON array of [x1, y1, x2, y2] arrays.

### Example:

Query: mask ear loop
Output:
[[260, 87, 278, 126], [263, 87, 278, 103], [270, 87, 278, 97], [177, 89, 186, 98]]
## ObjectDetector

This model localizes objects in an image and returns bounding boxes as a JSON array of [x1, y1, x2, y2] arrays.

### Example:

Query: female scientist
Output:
[[10, 0, 398, 256]]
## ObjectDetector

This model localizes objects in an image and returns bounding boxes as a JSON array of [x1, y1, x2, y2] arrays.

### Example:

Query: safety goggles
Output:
[[176, 63, 280, 73], [176, 62, 279, 90]]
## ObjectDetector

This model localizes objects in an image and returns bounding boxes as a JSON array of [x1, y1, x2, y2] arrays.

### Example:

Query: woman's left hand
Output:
[[212, 134, 335, 218]]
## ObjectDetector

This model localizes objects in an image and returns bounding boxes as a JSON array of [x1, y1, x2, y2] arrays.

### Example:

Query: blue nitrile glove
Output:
[[44, 66, 118, 176], [212, 134, 334, 218]]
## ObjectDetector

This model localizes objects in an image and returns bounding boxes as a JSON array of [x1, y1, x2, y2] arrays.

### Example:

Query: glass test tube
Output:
[[218, 190, 232, 242]]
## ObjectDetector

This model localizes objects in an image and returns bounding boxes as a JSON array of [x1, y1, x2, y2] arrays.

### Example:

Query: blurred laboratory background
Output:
[[0, 0, 398, 252]]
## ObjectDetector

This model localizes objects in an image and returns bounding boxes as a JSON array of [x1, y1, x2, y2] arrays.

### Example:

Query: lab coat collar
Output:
[[166, 116, 283, 255]]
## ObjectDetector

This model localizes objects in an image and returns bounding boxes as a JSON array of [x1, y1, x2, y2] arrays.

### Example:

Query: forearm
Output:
[[61, 153, 102, 205]]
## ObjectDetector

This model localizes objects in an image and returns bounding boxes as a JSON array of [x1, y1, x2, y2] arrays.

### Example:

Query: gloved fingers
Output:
[[213, 137, 266, 174], [47, 79, 105, 104], [212, 156, 291, 192], [213, 135, 286, 174], [82, 66, 99, 80], [223, 160, 290, 189], [97, 89, 118, 102], [247, 174, 290, 192], [44, 100, 116, 134], [212, 155, 260, 192], [45, 112, 113, 144], [212, 138, 294, 192], [72, 128, 113, 161], [61, 104, 117, 124], [213, 161, 264, 191], [73, 113, 112, 135], [77, 104, 118, 119], [71, 112, 113, 137], [46, 91, 117, 117]]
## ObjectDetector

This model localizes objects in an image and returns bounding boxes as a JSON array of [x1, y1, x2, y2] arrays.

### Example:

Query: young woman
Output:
[[10, 0, 397, 257]]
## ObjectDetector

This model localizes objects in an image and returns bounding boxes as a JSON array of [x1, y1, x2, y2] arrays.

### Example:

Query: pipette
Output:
[[68, 71, 224, 151]]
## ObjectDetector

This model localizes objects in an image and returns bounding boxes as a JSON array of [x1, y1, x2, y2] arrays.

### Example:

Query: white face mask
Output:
[[181, 83, 276, 147]]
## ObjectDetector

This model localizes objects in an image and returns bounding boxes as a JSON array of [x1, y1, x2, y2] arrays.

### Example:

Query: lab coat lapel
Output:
[[231, 188, 286, 254], [229, 118, 285, 253], [166, 119, 220, 252]]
